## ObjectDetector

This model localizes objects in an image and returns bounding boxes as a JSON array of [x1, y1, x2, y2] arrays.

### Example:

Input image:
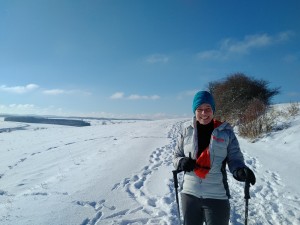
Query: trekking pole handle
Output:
[[172, 170, 183, 187], [244, 181, 250, 199], [172, 170, 179, 188], [244, 169, 251, 199]]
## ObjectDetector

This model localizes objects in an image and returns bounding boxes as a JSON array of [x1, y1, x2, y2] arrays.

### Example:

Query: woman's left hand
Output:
[[234, 167, 256, 185]]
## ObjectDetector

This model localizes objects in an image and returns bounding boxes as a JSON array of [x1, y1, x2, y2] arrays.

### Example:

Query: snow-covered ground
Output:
[[0, 109, 300, 225]]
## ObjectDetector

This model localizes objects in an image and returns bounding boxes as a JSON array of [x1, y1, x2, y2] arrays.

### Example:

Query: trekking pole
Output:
[[172, 169, 182, 223], [173, 153, 191, 224], [244, 171, 251, 225]]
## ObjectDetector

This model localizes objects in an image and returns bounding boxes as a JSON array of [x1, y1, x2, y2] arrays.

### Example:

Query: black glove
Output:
[[233, 167, 256, 185], [178, 157, 196, 172]]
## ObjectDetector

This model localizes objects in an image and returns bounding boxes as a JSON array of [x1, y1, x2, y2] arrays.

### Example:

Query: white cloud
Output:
[[0, 103, 64, 116], [43, 89, 92, 96], [110, 92, 160, 100], [197, 31, 294, 60], [110, 92, 125, 99], [223, 35, 271, 54], [43, 89, 66, 95], [128, 94, 160, 100], [146, 54, 169, 64], [277, 31, 294, 42], [197, 50, 223, 60], [0, 84, 39, 94], [0, 84, 91, 96], [8, 104, 36, 109]]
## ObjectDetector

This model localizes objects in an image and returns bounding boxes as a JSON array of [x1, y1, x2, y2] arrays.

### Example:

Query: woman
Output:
[[173, 91, 255, 225]]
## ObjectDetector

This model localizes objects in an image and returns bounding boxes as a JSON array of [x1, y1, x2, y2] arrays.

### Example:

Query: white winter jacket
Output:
[[173, 117, 246, 199]]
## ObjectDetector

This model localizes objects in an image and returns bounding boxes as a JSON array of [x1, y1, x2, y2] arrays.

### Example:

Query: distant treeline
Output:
[[4, 116, 91, 127]]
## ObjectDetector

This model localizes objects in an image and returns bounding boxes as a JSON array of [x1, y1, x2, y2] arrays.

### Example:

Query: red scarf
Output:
[[194, 119, 222, 179]]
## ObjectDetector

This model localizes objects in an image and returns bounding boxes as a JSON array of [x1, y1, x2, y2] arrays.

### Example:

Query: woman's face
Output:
[[195, 103, 214, 125]]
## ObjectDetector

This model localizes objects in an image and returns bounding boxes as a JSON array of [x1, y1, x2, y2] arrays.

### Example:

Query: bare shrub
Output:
[[238, 99, 268, 138], [234, 102, 298, 139], [286, 102, 300, 117], [239, 107, 278, 139], [208, 73, 280, 126]]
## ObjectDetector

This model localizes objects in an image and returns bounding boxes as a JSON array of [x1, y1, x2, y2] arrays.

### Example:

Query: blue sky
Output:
[[0, 0, 300, 119]]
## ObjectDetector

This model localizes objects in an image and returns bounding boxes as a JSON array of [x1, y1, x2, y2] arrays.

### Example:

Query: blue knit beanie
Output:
[[192, 91, 215, 114]]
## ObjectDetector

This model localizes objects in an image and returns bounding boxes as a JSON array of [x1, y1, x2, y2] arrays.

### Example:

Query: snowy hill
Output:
[[0, 111, 300, 225]]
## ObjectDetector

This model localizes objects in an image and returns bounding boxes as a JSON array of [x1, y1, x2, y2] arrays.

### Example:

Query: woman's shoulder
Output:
[[179, 119, 194, 136], [214, 120, 235, 134]]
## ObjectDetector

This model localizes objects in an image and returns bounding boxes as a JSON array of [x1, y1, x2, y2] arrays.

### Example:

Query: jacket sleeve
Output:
[[226, 129, 246, 174], [173, 132, 185, 170]]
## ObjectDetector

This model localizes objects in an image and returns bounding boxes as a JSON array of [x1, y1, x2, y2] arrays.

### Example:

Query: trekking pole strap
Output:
[[244, 180, 250, 199]]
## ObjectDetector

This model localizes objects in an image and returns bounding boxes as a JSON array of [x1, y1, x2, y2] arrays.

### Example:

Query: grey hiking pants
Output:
[[181, 193, 230, 225]]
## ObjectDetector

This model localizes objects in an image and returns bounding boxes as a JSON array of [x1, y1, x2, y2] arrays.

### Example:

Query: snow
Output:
[[0, 109, 300, 225]]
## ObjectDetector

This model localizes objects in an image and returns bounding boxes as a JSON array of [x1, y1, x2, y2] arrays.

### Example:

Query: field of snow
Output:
[[0, 110, 300, 225]]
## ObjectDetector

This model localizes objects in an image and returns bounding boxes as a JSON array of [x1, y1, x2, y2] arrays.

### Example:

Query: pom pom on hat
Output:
[[192, 91, 215, 114]]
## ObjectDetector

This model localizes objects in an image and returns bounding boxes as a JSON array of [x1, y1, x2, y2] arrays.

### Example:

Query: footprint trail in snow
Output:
[[86, 121, 185, 225]]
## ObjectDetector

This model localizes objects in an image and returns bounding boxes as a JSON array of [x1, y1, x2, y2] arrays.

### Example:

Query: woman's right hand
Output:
[[178, 157, 196, 172]]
